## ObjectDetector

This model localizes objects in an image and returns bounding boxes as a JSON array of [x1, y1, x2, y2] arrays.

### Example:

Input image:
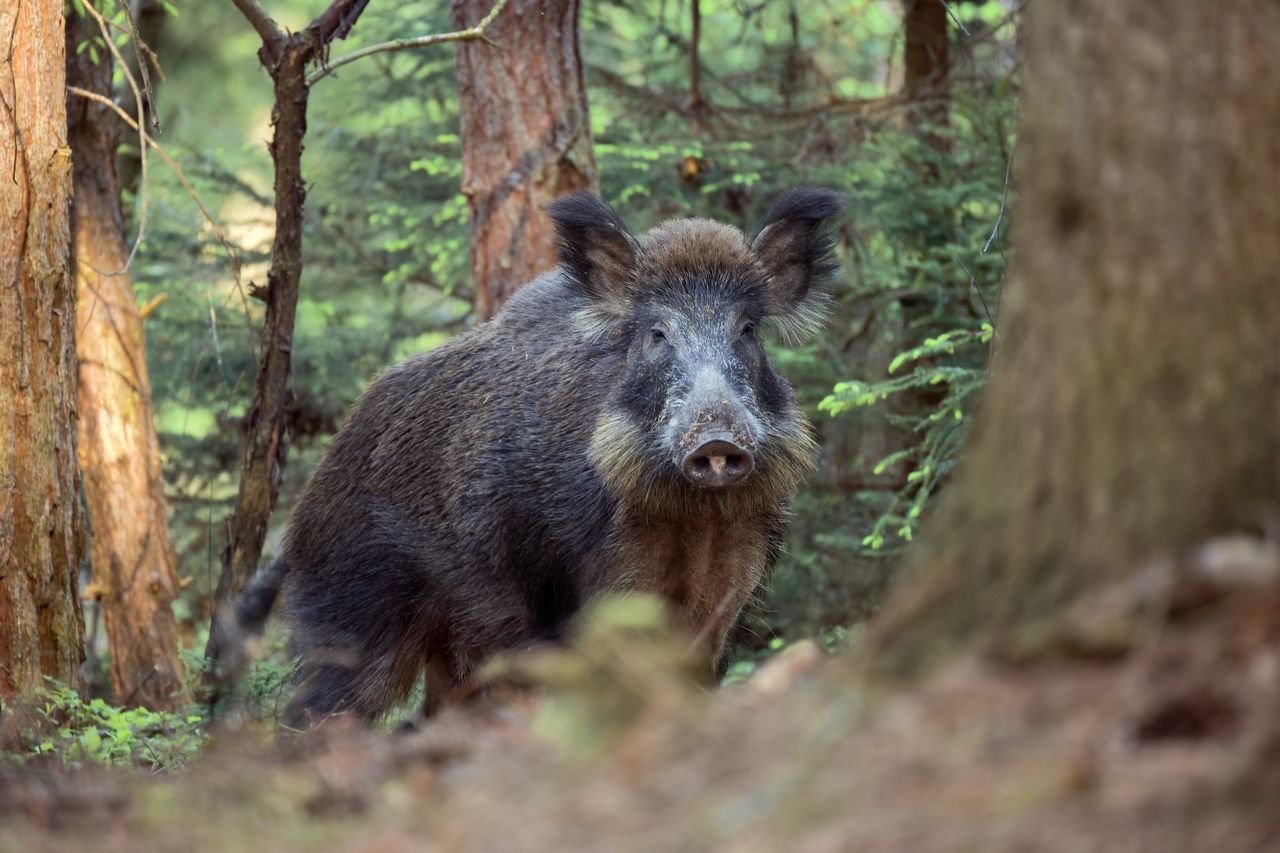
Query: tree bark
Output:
[[453, 0, 598, 322], [211, 39, 308, 629], [902, 0, 950, 151], [0, 0, 85, 699], [66, 11, 186, 711], [872, 1, 1280, 676]]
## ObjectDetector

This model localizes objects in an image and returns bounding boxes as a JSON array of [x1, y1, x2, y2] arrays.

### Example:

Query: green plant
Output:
[[820, 323, 994, 550], [9, 679, 206, 772]]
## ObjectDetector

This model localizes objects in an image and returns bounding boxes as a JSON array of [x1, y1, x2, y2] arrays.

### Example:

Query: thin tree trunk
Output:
[[0, 0, 85, 698], [903, 0, 950, 152], [872, 1, 1280, 676], [453, 0, 598, 322], [204, 0, 371, 678], [66, 11, 186, 711], [211, 38, 309, 628], [689, 0, 706, 136]]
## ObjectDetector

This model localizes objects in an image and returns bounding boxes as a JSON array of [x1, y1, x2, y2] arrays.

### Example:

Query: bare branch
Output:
[[307, 0, 512, 86], [102, 16, 166, 83], [82, 0, 148, 274], [938, 0, 969, 36], [119, 0, 159, 130], [307, 0, 372, 45], [229, 0, 283, 45], [983, 146, 1014, 254], [67, 85, 251, 333]]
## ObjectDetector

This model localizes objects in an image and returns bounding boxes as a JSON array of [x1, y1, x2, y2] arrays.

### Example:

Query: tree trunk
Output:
[[204, 0, 372, 686], [66, 12, 186, 711], [688, 0, 707, 136], [210, 44, 309, 631], [902, 0, 950, 151], [872, 1, 1280, 676], [453, 0, 598, 322], [0, 0, 85, 699]]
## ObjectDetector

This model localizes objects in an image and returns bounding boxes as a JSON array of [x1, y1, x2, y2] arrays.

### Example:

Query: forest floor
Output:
[[3, 536, 1279, 852]]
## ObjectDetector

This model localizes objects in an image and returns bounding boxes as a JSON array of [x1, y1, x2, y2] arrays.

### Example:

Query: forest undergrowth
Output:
[[3, 534, 1278, 851]]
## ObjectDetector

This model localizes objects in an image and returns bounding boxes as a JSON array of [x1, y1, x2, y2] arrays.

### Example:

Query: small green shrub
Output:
[[7, 679, 206, 772], [820, 322, 994, 551]]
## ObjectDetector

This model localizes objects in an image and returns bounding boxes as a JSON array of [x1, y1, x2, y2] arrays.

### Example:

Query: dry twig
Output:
[[306, 0, 511, 86], [80, 0, 148, 274], [66, 85, 246, 311]]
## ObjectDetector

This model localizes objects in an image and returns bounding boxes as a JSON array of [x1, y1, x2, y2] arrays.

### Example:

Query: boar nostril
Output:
[[682, 439, 754, 488]]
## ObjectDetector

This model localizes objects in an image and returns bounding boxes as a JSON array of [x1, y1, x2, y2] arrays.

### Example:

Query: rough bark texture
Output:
[[205, 0, 371, 674], [872, 1, 1280, 675], [453, 0, 598, 321], [66, 13, 186, 711], [903, 0, 950, 150], [0, 0, 86, 698], [212, 48, 308, 627]]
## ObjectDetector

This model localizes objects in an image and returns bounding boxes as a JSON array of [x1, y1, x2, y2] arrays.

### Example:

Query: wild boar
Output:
[[225, 187, 844, 728]]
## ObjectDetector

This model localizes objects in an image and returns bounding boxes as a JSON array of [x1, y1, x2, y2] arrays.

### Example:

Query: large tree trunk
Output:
[[66, 12, 186, 711], [872, 1, 1280, 676], [902, 0, 950, 151], [0, 0, 86, 698], [453, 0, 598, 322]]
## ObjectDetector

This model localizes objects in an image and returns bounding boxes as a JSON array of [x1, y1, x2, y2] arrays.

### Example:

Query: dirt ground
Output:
[[3, 538, 1279, 852]]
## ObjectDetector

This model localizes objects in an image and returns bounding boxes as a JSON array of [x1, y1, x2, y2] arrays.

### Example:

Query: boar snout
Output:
[[681, 432, 754, 488]]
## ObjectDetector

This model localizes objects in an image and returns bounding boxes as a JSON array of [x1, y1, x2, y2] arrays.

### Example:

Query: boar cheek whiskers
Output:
[[571, 306, 627, 343]]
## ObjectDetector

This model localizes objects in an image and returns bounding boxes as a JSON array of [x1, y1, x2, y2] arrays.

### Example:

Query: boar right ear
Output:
[[750, 187, 845, 343], [549, 193, 638, 314]]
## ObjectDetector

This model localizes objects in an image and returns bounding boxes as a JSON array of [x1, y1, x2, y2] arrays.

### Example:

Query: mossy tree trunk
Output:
[[66, 11, 186, 711], [453, 0, 598, 322], [0, 0, 86, 699], [872, 1, 1280, 675]]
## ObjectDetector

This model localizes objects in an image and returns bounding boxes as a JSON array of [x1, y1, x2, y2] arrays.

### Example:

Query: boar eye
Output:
[[738, 322, 756, 340], [650, 328, 669, 346]]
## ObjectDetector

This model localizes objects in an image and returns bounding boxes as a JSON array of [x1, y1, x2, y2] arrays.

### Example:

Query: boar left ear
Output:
[[750, 187, 846, 342], [549, 193, 638, 315]]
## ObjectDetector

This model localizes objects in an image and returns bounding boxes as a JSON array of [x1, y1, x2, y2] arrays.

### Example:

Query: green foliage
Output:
[[240, 659, 296, 724], [814, 119, 1009, 555], [179, 633, 295, 726], [129, 0, 1019, 650], [820, 324, 994, 551], [8, 680, 206, 772]]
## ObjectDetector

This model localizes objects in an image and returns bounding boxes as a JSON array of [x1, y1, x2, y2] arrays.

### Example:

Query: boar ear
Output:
[[549, 193, 638, 314], [750, 187, 846, 342]]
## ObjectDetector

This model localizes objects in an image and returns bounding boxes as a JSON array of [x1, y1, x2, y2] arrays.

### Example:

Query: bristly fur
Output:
[[547, 192, 632, 253], [756, 186, 847, 241], [764, 290, 835, 347], [556, 190, 845, 344], [205, 555, 288, 711], [548, 193, 637, 310], [221, 187, 843, 729], [751, 186, 847, 342], [589, 402, 819, 520]]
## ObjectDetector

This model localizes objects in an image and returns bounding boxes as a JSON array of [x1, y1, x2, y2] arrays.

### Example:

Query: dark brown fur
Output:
[[226, 188, 845, 728]]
